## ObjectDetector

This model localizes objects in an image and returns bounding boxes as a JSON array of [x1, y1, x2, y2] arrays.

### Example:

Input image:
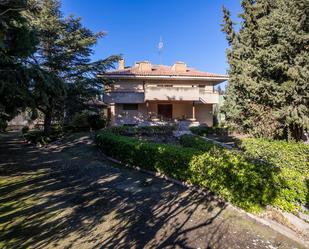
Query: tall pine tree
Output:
[[222, 0, 309, 140]]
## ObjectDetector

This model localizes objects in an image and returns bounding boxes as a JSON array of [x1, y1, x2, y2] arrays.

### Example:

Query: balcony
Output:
[[145, 86, 199, 101], [104, 88, 220, 104], [199, 90, 219, 104], [103, 91, 145, 104]]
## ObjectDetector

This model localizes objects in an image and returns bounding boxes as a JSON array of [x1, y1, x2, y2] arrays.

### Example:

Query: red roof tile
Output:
[[103, 64, 227, 79]]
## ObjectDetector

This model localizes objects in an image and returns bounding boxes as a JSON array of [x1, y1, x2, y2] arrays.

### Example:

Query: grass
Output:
[[0, 171, 57, 248]]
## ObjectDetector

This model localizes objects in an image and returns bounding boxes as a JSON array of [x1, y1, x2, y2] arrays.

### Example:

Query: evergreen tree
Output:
[[27, 0, 118, 134], [0, 0, 37, 127], [222, 0, 309, 140]]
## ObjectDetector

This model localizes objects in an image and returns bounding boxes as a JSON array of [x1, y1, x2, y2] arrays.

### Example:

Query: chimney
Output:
[[136, 61, 152, 72], [172, 61, 187, 72], [118, 58, 125, 70]]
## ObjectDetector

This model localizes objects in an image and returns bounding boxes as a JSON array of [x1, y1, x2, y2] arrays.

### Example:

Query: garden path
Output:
[[0, 132, 305, 249]]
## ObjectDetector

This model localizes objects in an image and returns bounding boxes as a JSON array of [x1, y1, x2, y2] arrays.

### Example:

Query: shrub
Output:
[[190, 125, 211, 136], [179, 134, 219, 151], [106, 125, 176, 136], [189, 149, 307, 212], [96, 131, 198, 180], [23, 128, 63, 145], [71, 112, 106, 131], [96, 131, 308, 213], [190, 125, 229, 136], [0, 119, 7, 132], [21, 126, 29, 134], [72, 112, 90, 131], [87, 114, 106, 130], [137, 125, 176, 136], [238, 138, 309, 176]]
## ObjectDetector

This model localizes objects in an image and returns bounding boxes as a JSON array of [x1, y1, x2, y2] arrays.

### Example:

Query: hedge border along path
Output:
[[95, 131, 308, 213], [95, 133, 309, 248]]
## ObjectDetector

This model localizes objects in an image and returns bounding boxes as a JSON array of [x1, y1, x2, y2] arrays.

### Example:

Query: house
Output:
[[99, 59, 228, 126]]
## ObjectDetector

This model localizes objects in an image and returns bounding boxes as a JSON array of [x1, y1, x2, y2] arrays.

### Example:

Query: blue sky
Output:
[[61, 0, 242, 78]]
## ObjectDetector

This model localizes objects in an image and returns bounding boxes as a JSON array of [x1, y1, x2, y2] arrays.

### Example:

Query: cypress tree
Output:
[[222, 0, 309, 140]]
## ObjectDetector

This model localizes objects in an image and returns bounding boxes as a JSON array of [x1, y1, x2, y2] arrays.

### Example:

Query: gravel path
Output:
[[0, 132, 306, 249]]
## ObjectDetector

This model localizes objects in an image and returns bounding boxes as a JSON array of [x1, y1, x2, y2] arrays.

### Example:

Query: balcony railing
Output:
[[145, 86, 200, 101], [103, 87, 219, 104], [103, 91, 145, 104], [199, 90, 219, 104]]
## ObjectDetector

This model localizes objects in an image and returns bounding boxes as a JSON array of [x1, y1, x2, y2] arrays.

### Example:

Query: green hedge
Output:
[[190, 125, 228, 136], [179, 134, 220, 151], [96, 131, 308, 213], [106, 125, 176, 136], [189, 148, 307, 212], [96, 131, 197, 180], [238, 138, 309, 176]]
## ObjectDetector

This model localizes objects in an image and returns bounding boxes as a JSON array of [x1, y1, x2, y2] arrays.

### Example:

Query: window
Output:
[[123, 104, 138, 110]]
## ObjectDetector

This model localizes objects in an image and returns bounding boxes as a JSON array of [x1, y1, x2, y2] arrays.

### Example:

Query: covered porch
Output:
[[146, 101, 213, 126]]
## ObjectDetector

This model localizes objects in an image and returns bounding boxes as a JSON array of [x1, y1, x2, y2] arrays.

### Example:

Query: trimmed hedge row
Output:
[[107, 125, 176, 136], [96, 131, 308, 213], [96, 131, 197, 180], [189, 148, 307, 212], [238, 138, 309, 176], [179, 134, 220, 151]]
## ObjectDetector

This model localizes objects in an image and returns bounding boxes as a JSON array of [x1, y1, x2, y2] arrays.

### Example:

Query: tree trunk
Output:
[[289, 124, 303, 142], [44, 110, 52, 135]]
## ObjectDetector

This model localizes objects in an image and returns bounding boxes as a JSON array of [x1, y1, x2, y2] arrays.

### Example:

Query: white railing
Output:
[[104, 91, 145, 104], [104, 87, 220, 104], [145, 87, 200, 101], [199, 90, 219, 104]]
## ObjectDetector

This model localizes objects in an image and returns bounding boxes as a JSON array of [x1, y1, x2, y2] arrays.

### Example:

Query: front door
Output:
[[158, 104, 172, 120]]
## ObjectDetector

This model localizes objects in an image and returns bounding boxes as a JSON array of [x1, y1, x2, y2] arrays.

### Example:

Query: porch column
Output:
[[110, 104, 116, 125], [146, 101, 150, 120], [192, 101, 196, 121]]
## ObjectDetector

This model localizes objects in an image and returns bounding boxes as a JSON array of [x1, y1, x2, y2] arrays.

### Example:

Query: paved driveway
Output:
[[0, 132, 305, 249]]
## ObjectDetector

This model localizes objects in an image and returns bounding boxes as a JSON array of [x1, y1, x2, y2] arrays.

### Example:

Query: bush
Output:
[[106, 125, 176, 136], [23, 128, 63, 145], [72, 112, 90, 131], [190, 125, 211, 136], [179, 134, 219, 151], [238, 138, 309, 176], [87, 114, 106, 130], [96, 131, 198, 180], [71, 112, 106, 131], [96, 131, 308, 213], [190, 125, 228, 136], [21, 126, 29, 134], [189, 149, 307, 212], [0, 119, 7, 132]]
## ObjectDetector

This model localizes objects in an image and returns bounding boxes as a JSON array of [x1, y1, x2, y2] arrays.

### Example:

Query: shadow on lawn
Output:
[[0, 133, 234, 248]]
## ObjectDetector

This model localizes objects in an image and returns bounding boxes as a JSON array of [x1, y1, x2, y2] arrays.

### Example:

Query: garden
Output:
[[96, 125, 309, 214]]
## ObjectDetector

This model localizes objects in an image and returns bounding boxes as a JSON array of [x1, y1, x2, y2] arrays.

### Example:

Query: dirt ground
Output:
[[0, 132, 306, 249]]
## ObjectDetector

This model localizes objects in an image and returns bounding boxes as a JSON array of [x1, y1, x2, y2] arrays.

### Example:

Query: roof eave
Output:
[[98, 74, 228, 83]]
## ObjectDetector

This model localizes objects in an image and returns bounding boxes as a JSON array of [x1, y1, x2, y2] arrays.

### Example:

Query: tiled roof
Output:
[[103, 64, 227, 78]]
